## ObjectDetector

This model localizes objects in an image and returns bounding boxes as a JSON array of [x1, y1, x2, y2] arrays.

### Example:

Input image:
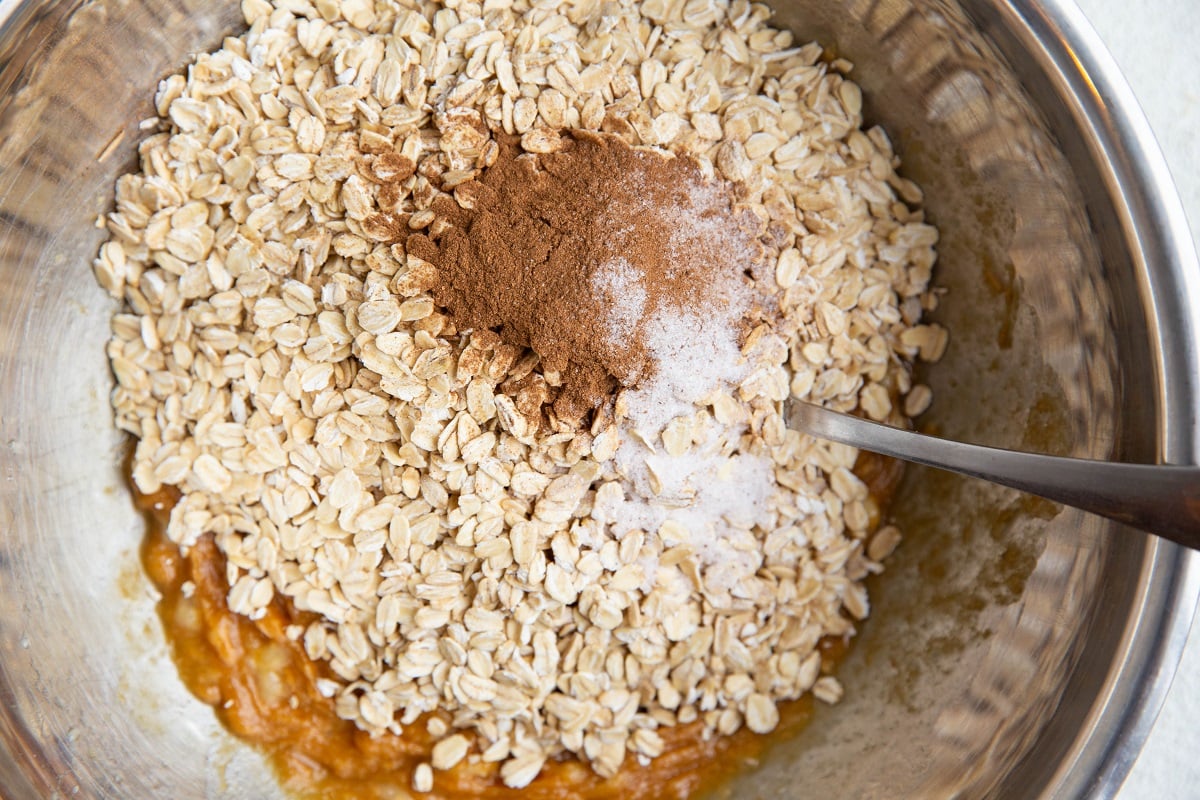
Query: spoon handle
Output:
[[789, 403, 1200, 550]]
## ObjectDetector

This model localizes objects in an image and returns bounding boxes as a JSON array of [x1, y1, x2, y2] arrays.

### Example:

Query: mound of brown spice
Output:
[[406, 131, 770, 425]]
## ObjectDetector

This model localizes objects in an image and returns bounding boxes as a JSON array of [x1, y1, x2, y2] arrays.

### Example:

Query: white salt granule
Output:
[[589, 162, 781, 596], [619, 307, 746, 439], [601, 277, 774, 593], [591, 257, 647, 345]]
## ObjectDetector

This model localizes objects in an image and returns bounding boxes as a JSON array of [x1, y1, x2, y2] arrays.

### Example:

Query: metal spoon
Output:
[[789, 402, 1200, 551]]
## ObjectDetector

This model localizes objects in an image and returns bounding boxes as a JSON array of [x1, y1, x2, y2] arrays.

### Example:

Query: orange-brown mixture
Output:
[[136, 449, 897, 799]]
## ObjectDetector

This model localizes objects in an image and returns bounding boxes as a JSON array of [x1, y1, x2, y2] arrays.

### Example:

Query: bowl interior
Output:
[[0, 0, 1193, 797]]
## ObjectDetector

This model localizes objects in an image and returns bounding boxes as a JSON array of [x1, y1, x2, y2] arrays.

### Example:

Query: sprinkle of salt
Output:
[[592, 172, 776, 596]]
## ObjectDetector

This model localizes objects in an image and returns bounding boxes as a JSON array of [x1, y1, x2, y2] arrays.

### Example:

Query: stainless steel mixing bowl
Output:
[[1, 0, 1198, 797]]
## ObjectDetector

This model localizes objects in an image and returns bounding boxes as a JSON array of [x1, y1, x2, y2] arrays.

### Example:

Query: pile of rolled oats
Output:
[[96, 0, 944, 789]]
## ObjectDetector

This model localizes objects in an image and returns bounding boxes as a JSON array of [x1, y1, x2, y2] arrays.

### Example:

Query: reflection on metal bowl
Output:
[[0, 0, 1197, 797]]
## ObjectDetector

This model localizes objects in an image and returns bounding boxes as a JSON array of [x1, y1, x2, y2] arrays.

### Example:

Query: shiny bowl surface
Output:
[[1, 0, 1198, 798]]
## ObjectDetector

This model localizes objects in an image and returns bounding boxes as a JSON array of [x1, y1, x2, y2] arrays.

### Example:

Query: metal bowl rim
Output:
[[999, 0, 1200, 795]]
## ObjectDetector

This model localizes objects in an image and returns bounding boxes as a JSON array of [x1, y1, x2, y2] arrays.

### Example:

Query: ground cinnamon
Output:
[[406, 131, 768, 425]]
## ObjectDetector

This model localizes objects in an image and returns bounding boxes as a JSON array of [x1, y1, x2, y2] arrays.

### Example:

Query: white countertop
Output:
[[1072, 0, 1200, 797]]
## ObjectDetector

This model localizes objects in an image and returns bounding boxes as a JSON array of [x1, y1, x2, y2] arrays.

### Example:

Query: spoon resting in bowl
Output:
[[789, 402, 1200, 551]]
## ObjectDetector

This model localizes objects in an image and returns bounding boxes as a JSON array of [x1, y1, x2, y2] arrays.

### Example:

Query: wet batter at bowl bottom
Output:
[[135, 455, 900, 800]]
